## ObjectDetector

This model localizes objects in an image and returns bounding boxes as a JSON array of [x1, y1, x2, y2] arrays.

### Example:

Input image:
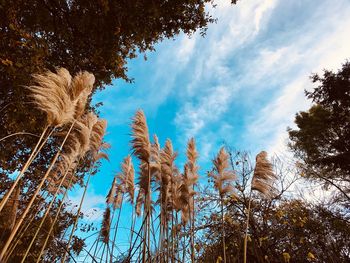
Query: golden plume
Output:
[[47, 132, 80, 194], [70, 71, 95, 119], [134, 161, 151, 214], [179, 165, 196, 225], [251, 151, 277, 197], [130, 110, 151, 163], [113, 186, 124, 210], [100, 206, 111, 244], [150, 135, 161, 180], [185, 138, 199, 215], [170, 174, 183, 212], [48, 113, 98, 194], [186, 138, 199, 184], [106, 176, 117, 206], [75, 112, 98, 156], [28, 68, 74, 127], [210, 147, 236, 198], [90, 119, 109, 162], [160, 139, 178, 212], [135, 189, 145, 217], [118, 155, 135, 204]]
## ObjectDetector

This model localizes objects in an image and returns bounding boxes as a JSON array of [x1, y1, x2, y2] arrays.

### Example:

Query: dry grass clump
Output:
[[251, 151, 277, 197], [243, 150, 276, 263], [210, 147, 236, 198], [131, 110, 151, 163]]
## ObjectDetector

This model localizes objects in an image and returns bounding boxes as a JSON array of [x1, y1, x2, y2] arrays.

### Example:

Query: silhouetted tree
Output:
[[288, 61, 350, 201]]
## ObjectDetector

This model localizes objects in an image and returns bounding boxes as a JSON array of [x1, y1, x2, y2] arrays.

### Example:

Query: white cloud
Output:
[[245, 4, 350, 155], [175, 0, 280, 139], [174, 85, 233, 139], [254, 0, 278, 32], [67, 186, 106, 222], [176, 36, 197, 64]]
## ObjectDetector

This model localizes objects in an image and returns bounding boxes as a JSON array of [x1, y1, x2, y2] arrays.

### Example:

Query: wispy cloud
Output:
[[172, 0, 350, 159], [174, 85, 233, 138]]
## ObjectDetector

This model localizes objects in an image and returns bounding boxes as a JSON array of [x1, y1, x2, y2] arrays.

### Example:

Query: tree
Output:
[[196, 151, 350, 263], [288, 61, 350, 200]]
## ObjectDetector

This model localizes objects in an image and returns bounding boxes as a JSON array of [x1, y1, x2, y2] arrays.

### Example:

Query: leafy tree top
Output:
[[289, 61, 350, 176]]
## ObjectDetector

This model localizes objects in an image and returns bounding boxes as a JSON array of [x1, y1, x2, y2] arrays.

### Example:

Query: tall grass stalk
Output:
[[61, 172, 92, 263], [0, 121, 75, 261], [110, 193, 124, 261], [35, 165, 78, 262], [20, 167, 74, 262], [243, 192, 252, 263], [243, 151, 276, 263], [0, 126, 50, 213]]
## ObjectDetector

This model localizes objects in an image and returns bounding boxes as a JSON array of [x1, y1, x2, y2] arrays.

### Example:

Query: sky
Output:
[[68, 0, 350, 255]]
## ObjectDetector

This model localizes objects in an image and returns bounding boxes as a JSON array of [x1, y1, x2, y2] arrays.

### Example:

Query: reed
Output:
[[61, 119, 108, 263], [243, 151, 276, 263], [130, 110, 152, 263], [209, 147, 236, 263]]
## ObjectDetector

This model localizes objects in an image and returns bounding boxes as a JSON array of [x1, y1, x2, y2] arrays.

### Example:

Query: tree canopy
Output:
[[288, 61, 350, 182], [289, 62, 350, 174]]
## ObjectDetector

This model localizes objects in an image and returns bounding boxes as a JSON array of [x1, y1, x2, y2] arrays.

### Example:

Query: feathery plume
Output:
[[47, 132, 81, 194], [185, 138, 199, 214], [71, 71, 95, 118], [119, 156, 135, 204], [135, 190, 145, 217], [160, 139, 178, 211], [251, 151, 277, 197], [130, 110, 151, 163], [28, 68, 74, 127], [90, 119, 109, 162], [150, 135, 161, 180], [100, 206, 111, 244], [48, 113, 98, 194], [107, 176, 117, 205], [186, 138, 199, 183], [75, 112, 98, 156], [210, 147, 236, 197], [178, 165, 197, 225], [113, 186, 124, 210], [170, 174, 183, 212]]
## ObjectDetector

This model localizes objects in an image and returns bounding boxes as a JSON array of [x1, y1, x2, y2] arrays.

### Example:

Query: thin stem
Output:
[[100, 243, 106, 263], [243, 191, 252, 263], [128, 209, 150, 262], [0, 132, 40, 142], [61, 172, 92, 263], [35, 165, 78, 262], [221, 197, 226, 263], [0, 123, 73, 261], [110, 193, 124, 261], [0, 126, 49, 214], [21, 168, 73, 263], [92, 231, 102, 260], [83, 236, 99, 263], [3, 188, 52, 261], [127, 202, 136, 261], [190, 188, 195, 263]]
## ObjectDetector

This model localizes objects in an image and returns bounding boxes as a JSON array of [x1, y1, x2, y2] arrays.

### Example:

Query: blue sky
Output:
[[69, 0, 350, 252]]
